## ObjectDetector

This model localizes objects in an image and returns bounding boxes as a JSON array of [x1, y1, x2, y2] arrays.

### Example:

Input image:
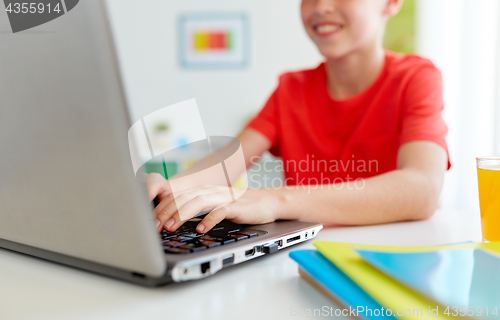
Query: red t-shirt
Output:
[[246, 51, 450, 186]]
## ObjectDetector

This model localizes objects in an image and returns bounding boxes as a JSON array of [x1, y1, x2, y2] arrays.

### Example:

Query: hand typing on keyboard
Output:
[[146, 173, 288, 234], [159, 216, 260, 253]]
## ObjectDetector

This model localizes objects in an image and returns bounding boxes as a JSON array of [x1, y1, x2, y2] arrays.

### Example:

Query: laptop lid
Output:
[[0, 0, 166, 277]]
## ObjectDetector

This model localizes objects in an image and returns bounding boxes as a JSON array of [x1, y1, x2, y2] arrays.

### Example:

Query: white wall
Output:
[[417, 0, 500, 211], [105, 0, 323, 137]]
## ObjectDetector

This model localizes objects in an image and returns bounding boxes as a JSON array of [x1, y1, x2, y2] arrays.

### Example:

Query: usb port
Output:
[[286, 235, 301, 244], [275, 239, 283, 248], [222, 254, 234, 266]]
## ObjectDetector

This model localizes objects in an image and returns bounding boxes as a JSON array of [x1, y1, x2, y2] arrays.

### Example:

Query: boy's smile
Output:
[[313, 22, 343, 38]]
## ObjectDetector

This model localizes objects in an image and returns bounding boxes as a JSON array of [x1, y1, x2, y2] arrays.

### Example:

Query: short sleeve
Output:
[[399, 65, 451, 169], [245, 88, 280, 154]]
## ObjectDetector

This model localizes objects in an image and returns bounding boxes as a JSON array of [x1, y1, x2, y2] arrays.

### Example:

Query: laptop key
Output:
[[170, 235, 194, 242], [163, 241, 185, 248], [182, 232, 204, 238], [234, 230, 258, 238], [173, 222, 197, 232], [165, 247, 190, 254], [161, 233, 177, 240], [180, 240, 208, 252], [203, 235, 235, 245], [218, 220, 249, 232], [199, 235, 217, 241], [199, 239, 221, 248], [230, 234, 248, 241], [172, 228, 192, 235], [206, 230, 242, 241], [179, 245, 206, 253]]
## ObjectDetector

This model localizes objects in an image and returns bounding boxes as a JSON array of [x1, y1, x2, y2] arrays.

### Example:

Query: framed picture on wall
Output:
[[178, 13, 249, 69]]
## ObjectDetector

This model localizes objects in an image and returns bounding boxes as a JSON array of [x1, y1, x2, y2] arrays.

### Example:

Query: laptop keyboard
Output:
[[160, 215, 260, 254]]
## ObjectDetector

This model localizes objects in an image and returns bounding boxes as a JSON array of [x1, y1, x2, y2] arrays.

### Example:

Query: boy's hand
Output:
[[146, 173, 281, 233]]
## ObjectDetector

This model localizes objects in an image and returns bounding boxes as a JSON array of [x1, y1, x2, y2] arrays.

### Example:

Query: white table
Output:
[[0, 210, 482, 320]]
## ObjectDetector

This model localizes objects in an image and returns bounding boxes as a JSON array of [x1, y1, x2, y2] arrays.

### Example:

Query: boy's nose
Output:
[[313, 0, 336, 15]]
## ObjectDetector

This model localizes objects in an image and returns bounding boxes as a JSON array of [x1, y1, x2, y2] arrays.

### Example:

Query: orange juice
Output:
[[477, 166, 500, 242]]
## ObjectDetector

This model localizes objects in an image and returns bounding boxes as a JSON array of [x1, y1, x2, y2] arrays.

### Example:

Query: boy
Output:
[[149, 0, 449, 233]]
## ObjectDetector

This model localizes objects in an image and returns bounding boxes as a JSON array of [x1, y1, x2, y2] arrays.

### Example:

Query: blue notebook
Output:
[[289, 250, 395, 319], [356, 248, 500, 319]]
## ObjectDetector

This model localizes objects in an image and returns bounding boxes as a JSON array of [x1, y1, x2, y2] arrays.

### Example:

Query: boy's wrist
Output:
[[271, 186, 305, 221]]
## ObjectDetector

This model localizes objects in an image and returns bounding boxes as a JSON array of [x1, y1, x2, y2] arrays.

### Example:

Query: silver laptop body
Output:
[[0, 0, 322, 286]]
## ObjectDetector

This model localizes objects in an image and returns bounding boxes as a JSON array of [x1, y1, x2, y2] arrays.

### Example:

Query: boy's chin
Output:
[[317, 46, 352, 61]]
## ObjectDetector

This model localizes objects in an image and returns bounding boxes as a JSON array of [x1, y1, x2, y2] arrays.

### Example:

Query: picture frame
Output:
[[178, 13, 249, 69]]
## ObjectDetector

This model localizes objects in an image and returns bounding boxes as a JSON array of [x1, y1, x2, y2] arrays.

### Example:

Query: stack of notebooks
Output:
[[290, 241, 500, 319]]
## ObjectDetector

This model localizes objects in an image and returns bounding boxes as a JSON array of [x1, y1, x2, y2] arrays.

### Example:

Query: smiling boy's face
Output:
[[301, 0, 402, 59]]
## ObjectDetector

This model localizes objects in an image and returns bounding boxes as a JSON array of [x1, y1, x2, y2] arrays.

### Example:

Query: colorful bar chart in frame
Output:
[[180, 14, 247, 68], [193, 30, 233, 52]]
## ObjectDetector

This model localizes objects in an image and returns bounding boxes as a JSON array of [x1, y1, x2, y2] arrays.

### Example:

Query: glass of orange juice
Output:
[[477, 157, 500, 242]]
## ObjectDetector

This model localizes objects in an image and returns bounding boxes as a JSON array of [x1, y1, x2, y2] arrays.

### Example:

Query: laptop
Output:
[[0, 0, 322, 286]]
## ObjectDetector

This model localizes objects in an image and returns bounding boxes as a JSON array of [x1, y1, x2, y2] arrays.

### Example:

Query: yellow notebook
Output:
[[314, 241, 500, 320]]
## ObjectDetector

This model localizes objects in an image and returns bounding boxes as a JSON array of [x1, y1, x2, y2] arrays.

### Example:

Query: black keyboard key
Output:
[[205, 230, 227, 237], [230, 234, 248, 241], [165, 247, 190, 254], [170, 235, 194, 242], [163, 241, 185, 248], [221, 238, 236, 245], [218, 221, 243, 233], [180, 240, 208, 252], [161, 233, 177, 240], [210, 229, 252, 242], [235, 230, 258, 238], [199, 239, 221, 248], [199, 235, 217, 241], [172, 228, 192, 235], [182, 232, 204, 238], [179, 245, 207, 252], [201, 234, 236, 245], [178, 221, 198, 230]]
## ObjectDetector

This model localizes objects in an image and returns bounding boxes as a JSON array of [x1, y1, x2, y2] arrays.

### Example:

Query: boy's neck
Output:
[[325, 45, 386, 101]]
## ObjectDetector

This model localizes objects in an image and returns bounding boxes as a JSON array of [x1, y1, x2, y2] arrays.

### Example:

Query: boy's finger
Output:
[[196, 204, 233, 233], [153, 192, 175, 215], [162, 212, 183, 232], [145, 173, 173, 200], [157, 191, 204, 231], [176, 192, 232, 222], [146, 183, 163, 201], [156, 187, 226, 221], [160, 193, 232, 232]]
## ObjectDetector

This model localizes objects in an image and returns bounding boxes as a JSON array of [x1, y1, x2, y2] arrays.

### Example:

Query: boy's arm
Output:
[[238, 128, 273, 169], [154, 139, 447, 233], [279, 140, 447, 225]]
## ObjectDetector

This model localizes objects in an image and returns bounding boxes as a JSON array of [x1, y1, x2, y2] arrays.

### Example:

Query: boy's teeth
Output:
[[316, 25, 338, 34]]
